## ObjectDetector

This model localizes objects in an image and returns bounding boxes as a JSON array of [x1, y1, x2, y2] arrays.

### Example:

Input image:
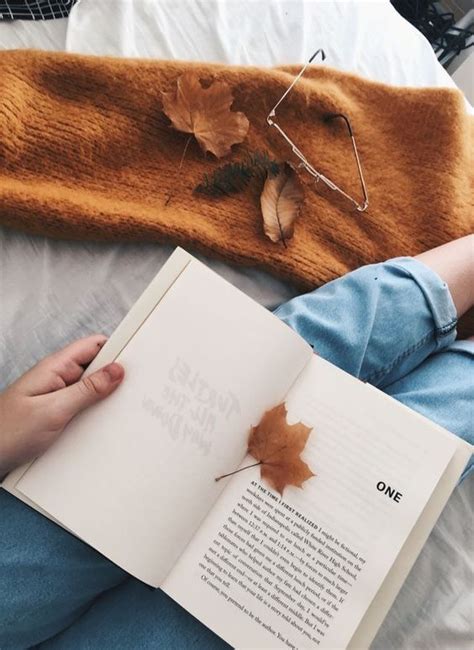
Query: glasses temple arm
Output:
[[324, 113, 369, 211], [267, 49, 326, 120]]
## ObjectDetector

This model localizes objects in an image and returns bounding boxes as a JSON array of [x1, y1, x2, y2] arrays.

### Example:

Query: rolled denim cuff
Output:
[[387, 257, 458, 346]]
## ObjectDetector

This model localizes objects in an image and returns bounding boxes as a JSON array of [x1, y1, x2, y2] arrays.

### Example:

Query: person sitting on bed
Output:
[[0, 235, 472, 649]]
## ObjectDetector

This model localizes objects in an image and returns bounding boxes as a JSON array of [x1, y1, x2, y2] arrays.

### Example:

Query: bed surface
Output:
[[0, 1, 472, 648]]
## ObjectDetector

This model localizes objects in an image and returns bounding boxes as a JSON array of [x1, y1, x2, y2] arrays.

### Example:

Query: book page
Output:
[[348, 436, 472, 649], [13, 257, 311, 587], [163, 355, 458, 649]]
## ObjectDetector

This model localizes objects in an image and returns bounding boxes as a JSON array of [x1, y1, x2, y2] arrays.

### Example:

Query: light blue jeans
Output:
[[1, 257, 472, 649]]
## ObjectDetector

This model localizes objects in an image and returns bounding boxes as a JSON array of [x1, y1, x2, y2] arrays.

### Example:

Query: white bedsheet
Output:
[[0, 2, 472, 648]]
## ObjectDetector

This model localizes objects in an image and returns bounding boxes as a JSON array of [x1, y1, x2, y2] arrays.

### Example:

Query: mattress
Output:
[[0, 2, 472, 648]]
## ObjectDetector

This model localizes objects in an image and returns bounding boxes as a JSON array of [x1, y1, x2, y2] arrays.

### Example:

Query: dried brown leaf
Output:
[[161, 72, 250, 158], [260, 163, 304, 245], [248, 403, 315, 495]]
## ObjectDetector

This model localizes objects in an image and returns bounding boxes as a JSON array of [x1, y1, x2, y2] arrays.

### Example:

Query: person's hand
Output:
[[0, 335, 124, 478]]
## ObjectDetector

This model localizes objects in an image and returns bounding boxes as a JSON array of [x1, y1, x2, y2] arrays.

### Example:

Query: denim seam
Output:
[[436, 318, 457, 336], [364, 330, 434, 383]]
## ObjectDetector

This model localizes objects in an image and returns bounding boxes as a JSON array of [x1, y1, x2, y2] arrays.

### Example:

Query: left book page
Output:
[[2, 249, 312, 587]]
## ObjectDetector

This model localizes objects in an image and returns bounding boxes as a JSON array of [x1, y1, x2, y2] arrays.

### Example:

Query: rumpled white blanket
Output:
[[0, 2, 472, 648]]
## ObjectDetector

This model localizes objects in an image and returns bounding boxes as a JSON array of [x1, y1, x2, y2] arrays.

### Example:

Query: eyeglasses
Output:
[[267, 49, 369, 212]]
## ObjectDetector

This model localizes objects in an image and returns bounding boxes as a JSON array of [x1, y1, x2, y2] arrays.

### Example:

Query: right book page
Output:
[[163, 354, 461, 649]]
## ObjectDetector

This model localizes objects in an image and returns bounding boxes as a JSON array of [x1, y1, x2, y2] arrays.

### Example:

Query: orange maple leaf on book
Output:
[[216, 403, 315, 495]]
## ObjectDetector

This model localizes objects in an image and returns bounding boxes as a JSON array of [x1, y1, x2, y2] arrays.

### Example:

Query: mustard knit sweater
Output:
[[0, 49, 472, 290]]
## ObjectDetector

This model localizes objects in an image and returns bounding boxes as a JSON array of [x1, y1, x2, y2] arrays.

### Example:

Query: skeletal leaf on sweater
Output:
[[260, 163, 304, 246], [161, 72, 250, 158], [215, 403, 315, 496]]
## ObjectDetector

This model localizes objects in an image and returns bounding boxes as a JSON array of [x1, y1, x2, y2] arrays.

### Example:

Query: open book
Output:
[[2, 248, 471, 649]]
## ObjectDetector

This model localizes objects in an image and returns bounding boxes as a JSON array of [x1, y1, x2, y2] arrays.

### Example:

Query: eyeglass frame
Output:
[[266, 49, 369, 212]]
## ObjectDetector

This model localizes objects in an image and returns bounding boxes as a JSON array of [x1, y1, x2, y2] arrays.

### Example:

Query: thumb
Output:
[[55, 362, 125, 421]]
